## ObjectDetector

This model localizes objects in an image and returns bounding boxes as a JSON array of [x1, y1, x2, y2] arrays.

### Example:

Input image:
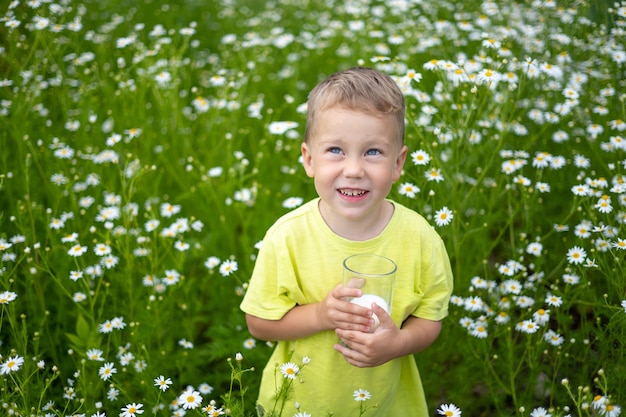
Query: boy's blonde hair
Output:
[[304, 67, 405, 144]]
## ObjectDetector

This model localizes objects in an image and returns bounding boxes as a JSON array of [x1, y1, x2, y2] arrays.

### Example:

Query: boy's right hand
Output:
[[316, 283, 374, 333]]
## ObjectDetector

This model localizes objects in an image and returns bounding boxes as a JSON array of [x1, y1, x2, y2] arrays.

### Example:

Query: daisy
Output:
[[72, 292, 87, 302], [562, 273, 580, 285], [530, 406, 551, 417], [198, 383, 214, 395], [179, 338, 194, 349], [162, 269, 181, 286], [50, 218, 65, 230], [515, 295, 535, 308], [531, 152, 551, 168], [586, 123, 604, 139], [145, 219, 160, 232], [54, 146, 75, 159], [545, 293, 563, 307], [86, 348, 105, 361], [207, 167, 223, 177], [482, 37, 501, 49], [533, 309, 550, 326], [68, 244, 88, 257], [98, 362, 117, 381], [602, 404, 621, 417], [398, 182, 419, 198], [596, 195, 613, 213], [574, 221, 592, 238], [178, 389, 202, 410], [450, 295, 464, 306], [526, 242, 543, 256], [571, 184, 592, 196], [174, 241, 190, 251], [515, 319, 539, 334], [125, 128, 143, 141], [549, 155, 566, 169], [79, 196, 95, 208], [0, 355, 24, 374], [204, 405, 226, 416], [494, 311, 510, 324], [204, 256, 221, 270], [513, 175, 531, 186], [464, 296, 485, 312], [100, 255, 119, 269], [120, 403, 144, 417], [192, 96, 210, 113], [107, 387, 120, 401], [612, 238, 626, 250], [280, 362, 300, 379], [500, 279, 522, 295], [574, 154, 590, 168], [119, 352, 135, 366], [410, 149, 431, 165], [209, 74, 226, 86], [353, 389, 371, 401], [269, 121, 299, 135], [111, 317, 126, 330], [609, 119, 626, 132], [552, 130, 569, 143], [595, 238, 610, 252], [544, 329, 564, 346], [219, 260, 238, 276], [243, 338, 256, 349], [437, 403, 462, 416], [133, 247, 149, 257], [0, 291, 18, 304], [434, 207, 454, 226], [282, 197, 304, 209], [469, 323, 488, 338], [94, 243, 112, 256], [535, 182, 551, 193], [566, 246, 587, 264], [160, 203, 181, 218], [459, 317, 474, 328], [476, 68, 500, 88], [61, 232, 79, 243]]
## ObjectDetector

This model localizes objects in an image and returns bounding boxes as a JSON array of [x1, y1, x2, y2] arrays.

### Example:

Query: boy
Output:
[[240, 67, 453, 416]]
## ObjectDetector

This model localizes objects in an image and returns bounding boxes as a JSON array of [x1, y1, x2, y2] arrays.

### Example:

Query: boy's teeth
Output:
[[340, 189, 365, 196]]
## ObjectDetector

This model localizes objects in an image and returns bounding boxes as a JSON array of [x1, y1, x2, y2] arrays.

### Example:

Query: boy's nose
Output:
[[343, 157, 364, 177]]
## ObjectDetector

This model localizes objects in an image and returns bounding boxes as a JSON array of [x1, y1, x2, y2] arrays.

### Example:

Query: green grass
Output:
[[1, 0, 625, 416]]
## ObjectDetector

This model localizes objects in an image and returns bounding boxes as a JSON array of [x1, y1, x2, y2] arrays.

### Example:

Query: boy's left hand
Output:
[[333, 303, 402, 367]]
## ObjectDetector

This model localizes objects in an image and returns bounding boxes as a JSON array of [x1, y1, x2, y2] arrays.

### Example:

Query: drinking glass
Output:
[[343, 254, 396, 331]]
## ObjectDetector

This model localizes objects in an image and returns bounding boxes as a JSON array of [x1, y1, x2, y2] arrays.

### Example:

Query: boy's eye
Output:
[[328, 147, 342, 154], [365, 149, 381, 156]]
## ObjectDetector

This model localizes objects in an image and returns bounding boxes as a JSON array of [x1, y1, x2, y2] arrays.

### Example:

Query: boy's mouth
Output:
[[338, 188, 368, 197]]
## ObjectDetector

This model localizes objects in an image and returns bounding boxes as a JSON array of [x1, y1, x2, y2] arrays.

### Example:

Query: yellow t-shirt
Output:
[[240, 198, 453, 416]]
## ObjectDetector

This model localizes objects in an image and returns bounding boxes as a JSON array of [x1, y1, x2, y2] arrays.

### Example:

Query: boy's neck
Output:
[[318, 200, 395, 241]]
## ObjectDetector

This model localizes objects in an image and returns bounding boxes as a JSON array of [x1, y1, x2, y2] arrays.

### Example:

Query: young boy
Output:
[[240, 67, 453, 416]]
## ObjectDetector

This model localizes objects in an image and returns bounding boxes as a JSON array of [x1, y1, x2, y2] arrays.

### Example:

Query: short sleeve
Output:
[[240, 235, 299, 320], [412, 233, 454, 321]]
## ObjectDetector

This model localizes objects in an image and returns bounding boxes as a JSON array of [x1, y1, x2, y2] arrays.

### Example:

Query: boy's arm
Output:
[[246, 284, 376, 341], [334, 304, 442, 368], [245, 304, 323, 341]]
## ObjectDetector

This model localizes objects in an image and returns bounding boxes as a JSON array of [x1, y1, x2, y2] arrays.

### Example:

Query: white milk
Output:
[[350, 294, 390, 332]]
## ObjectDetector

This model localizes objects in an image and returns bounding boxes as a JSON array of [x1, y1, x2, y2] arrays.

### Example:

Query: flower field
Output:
[[1, 0, 625, 416]]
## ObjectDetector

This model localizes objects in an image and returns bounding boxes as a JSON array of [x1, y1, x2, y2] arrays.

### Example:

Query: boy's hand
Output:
[[316, 283, 375, 333], [333, 302, 402, 367]]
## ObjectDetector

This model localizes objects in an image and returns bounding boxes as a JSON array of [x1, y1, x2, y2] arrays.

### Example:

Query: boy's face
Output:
[[301, 107, 407, 227]]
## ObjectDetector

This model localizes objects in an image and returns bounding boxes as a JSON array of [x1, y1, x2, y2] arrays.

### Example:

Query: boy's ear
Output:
[[392, 145, 408, 182], [301, 142, 315, 178]]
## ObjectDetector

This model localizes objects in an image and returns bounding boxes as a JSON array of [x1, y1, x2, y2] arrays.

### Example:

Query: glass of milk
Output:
[[343, 254, 396, 332]]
